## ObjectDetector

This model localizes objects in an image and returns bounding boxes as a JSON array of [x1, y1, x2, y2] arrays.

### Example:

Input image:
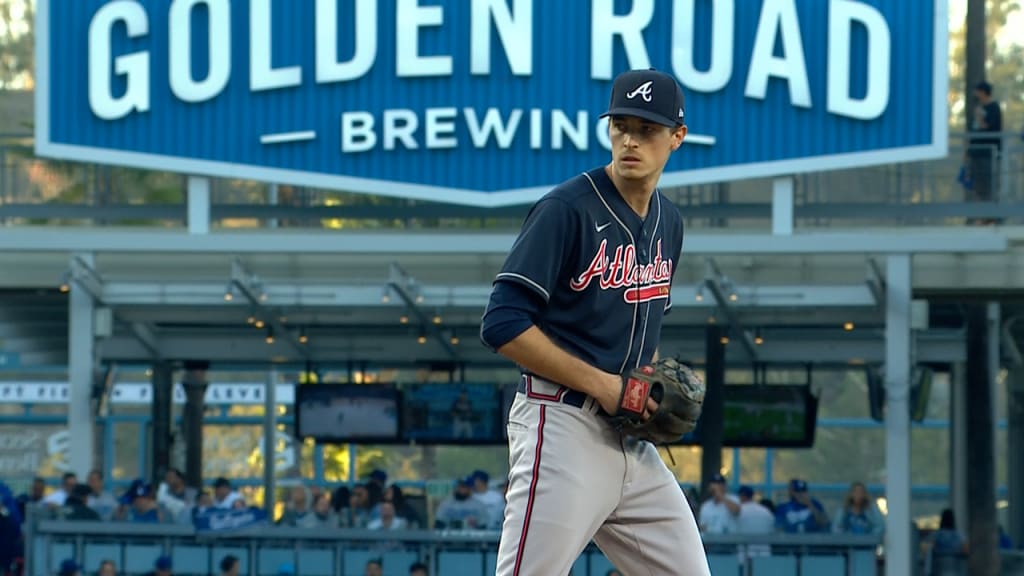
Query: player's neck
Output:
[[604, 165, 656, 218]]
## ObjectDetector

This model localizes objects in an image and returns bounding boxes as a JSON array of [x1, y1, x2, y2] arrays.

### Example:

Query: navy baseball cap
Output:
[[738, 486, 754, 499], [710, 473, 727, 484], [155, 556, 173, 571], [600, 68, 686, 128], [790, 479, 808, 492], [58, 559, 81, 575]]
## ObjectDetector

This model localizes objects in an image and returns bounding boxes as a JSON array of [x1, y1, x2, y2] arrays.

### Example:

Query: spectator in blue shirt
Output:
[[775, 479, 829, 533], [832, 482, 884, 536]]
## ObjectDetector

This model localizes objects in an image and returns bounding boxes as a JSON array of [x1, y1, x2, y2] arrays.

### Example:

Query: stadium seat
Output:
[[708, 553, 741, 576], [342, 548, 376, 576], [123, 544, 163, 575], [170, 545, 208, 576], [437, 551, 485, 575], [750, 554, 798, 576], [257, 547, 294, 576], [800, 555, 845, 575], [296, 548, 335, 576], [380, 551, 419, 576], [211, 547, 249, 575], [586, 551, 616, 576], [850, 550, 878, 576], [83, 543, 121, 574], [46, 542, 75, 576]]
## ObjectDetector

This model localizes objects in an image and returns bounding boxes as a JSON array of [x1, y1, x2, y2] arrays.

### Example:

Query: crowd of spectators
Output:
[[3, 470, 1020, 576]]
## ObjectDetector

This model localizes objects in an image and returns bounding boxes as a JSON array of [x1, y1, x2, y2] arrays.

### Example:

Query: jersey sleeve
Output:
[[494, 198, 577, 302]]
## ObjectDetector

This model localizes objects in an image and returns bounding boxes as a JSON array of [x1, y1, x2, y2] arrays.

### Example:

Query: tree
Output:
[[0, 0, 33, 89]]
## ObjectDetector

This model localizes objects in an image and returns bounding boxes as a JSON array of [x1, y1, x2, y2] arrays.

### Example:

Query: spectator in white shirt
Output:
[[157, 468, 198, 524], [367, 502, 406, 531], [85, 470, 118, 521], [699, 474, 740, 534], [469, 470, 505, 530], [212, 478, 243, 510], [42, 473, 77, 507], [735, 486, 775, 560]]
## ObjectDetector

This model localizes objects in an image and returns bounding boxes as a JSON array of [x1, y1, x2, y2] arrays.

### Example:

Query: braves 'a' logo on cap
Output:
[[626, 81, 654, 103]]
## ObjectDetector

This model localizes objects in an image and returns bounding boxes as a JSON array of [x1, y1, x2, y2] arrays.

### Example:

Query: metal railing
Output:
[[0, 132, 1022, 230], [22, 519, 1024, 576], [26, 519, 885, 576]]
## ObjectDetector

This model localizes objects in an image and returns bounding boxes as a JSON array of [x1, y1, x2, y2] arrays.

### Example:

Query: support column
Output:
[[884, 254, 912, 576], [67, 253, 96, 479], [966, 303, 999, 576], [150, 361, 174, 483], [188, 176, 210, 235], [700, 325, 726, 496], [771, 177, 794, 236], [263, 370, 277, 516], [182, 361, 208, 490], [1009, 366, 1024, 547], [950, 362, 969, 534]]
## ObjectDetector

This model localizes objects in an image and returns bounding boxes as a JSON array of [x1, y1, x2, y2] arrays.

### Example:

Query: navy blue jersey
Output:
[[492, 167, 684, 375]]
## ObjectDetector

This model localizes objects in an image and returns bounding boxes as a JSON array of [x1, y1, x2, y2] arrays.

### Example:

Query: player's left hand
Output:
[[605, 358, 706, 444]]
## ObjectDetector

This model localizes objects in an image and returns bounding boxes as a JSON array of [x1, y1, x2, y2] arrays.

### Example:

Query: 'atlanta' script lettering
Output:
[[570, 239, 672, 293]]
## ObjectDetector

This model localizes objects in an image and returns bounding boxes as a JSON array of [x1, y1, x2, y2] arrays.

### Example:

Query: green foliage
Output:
[[0, 0, 34, 90]]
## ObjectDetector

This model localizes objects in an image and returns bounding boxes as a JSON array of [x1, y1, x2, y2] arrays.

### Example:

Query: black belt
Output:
[[517, 374, 588, 409]]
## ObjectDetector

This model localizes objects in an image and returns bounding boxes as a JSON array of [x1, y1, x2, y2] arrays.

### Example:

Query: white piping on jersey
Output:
[[582, 171, 639, 376], [635, 192, 662, 368], [495, 272, 551, 302]]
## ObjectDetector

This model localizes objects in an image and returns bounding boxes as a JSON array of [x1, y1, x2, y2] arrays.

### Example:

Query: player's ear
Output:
[[671, 124, 687, 151]]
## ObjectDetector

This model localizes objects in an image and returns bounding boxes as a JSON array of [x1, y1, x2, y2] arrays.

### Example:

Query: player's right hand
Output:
[[594, 372, 657, 420]]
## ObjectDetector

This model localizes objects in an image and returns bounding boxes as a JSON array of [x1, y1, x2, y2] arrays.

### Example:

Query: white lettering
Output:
[[470, 0, 533, 76], [88, 0, 150, 120], [341, 112, 377, 152], [333, 108, 660, 153], [744, 0, 811, 108], [591, 0, 654, 80], [827, 0, 891, 120], [597, 117, 612, 151], [250, 0, 302, 91], [464, 108, 523, 148], [672, 0, 733, 93], [425, 108, 458, 148], [316, 0, 377, 83], [383, 109, 419, 150], [168, 0, 231, 103], [552, 110, 587, 150], [396, 0, 452, 77], [529, 109, 543, 149]]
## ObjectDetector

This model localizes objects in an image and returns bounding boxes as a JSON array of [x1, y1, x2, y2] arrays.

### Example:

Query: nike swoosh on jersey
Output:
[[595, 222, 612, 232]]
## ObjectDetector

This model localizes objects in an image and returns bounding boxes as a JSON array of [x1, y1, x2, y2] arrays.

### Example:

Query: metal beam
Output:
[[100, 281, 880, 310], [3, 201, 1024, 224], [0, 228, 1008, 255], [865, 258, 886, 307], [387, 263, 458, 360], [703, 259, 758, 360], [230, 259, 309, 360], [130, 322, 162, 360], [96, 329, 970, 365], [68, 255, 104, 300]]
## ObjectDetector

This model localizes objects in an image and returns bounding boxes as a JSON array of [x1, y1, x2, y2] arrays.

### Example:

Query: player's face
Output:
[[608, 116, 685, 181]]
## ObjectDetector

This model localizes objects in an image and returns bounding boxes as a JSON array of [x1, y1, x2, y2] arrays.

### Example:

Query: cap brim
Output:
[[600, 107, 678, 128]]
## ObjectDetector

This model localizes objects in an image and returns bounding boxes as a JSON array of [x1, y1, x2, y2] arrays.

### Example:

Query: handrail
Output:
[[33, 519, 884, 547]]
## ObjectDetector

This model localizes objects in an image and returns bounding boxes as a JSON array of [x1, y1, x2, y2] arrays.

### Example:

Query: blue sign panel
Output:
[[36, 0, 948, 207]]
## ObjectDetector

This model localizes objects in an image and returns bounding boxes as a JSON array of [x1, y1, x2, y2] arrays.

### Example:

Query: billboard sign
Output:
[[36, 0, 948, 207]]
